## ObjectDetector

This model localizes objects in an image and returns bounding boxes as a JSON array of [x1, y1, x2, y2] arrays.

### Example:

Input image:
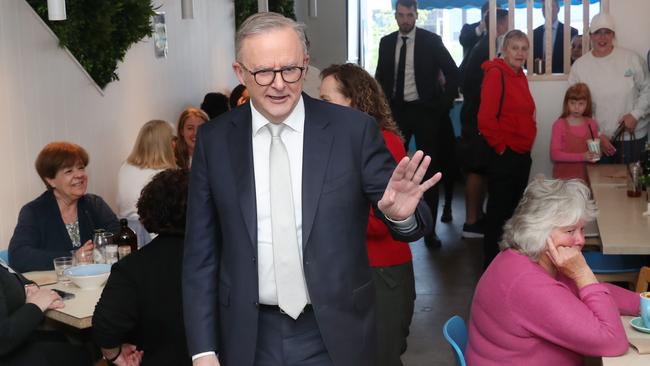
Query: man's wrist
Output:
[[103, 346, 121, 364]]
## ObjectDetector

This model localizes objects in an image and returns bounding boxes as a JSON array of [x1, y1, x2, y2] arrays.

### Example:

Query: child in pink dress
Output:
[[550, 83, 600, 182]]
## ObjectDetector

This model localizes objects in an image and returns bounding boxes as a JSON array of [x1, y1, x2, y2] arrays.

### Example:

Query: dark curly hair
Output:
[[137, 169, 188, 234], [320, 63, 403, 141]]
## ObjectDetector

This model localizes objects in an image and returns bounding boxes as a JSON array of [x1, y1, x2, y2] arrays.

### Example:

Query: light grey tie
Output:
[[267, 123, 308, 319]]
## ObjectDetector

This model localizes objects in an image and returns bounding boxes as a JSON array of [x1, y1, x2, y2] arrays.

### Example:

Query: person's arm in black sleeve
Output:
[[434, 36, 460, 106], [0, 273, 45, 356]]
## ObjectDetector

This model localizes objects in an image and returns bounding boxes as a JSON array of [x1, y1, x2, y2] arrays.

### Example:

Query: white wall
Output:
[[528, 0, 650, 179], [0, 0, 237, 248], [295, 0, 348, 69]]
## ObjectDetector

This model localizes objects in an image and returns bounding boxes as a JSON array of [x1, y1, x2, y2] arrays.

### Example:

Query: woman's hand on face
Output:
[[546, 237, 597, 288], [25, 286, 64, 312], [74, 240, 94, 263]]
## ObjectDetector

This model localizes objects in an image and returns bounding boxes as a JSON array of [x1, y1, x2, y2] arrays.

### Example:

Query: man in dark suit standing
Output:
[[183, 12, 438, 366], [375, 0, 459, 247], [459, 2, 489, 59], [533, 0, 578, 73]]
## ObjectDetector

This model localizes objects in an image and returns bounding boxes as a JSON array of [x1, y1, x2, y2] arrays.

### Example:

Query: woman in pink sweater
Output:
[[466, 178, 640, 366]]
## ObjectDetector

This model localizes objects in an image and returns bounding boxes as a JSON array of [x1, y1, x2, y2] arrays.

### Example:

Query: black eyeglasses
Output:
[[239, 64, 306, 86]]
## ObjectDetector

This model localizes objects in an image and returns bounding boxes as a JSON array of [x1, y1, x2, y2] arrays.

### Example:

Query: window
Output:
[[356, 0, 602, 80]]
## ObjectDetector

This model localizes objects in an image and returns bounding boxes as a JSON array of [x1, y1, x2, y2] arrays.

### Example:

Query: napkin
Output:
[[629, 337, 650, 354]]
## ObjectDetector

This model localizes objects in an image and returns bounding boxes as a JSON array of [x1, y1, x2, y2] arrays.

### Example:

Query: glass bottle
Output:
[[115, 219, 138, 256], [627, 162, 642, 197]]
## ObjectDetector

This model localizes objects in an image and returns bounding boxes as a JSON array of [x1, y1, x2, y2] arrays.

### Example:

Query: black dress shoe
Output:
[[424, 234, 442, 248], [440, 205, 452, 223]]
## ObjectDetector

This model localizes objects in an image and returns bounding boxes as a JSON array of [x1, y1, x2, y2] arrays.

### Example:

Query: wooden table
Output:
[[586, 165, 650, 255], [602, 316, 650, 365], [23, 270, 103, 329]]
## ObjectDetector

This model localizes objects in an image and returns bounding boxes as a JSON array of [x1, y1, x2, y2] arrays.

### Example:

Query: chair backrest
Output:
[[636, 266, 650, 293], [443, 315, 468, 366], [0, 250, 8, 265]]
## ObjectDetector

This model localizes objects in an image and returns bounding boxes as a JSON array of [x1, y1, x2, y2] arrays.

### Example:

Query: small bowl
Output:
[[64, 264, 111, 289]]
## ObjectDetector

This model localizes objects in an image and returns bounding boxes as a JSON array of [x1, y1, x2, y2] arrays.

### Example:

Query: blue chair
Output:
[[0, 249, 8, 265], [443, 315, 468, 366], [583, 251, 647, 289]]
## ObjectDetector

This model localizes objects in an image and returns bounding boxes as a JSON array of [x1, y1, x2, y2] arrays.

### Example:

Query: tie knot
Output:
[[401, 36, 408, 43], [267, 123, 285, 137]]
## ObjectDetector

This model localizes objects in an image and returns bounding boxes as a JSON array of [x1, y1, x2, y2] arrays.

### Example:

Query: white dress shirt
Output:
[[251, 97, 308, 305], [393, 27, 420, 102]]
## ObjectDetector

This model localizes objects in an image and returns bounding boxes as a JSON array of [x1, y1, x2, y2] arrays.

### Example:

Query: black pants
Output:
[[391, 102, 442, 232], [372, 262, 415, 366], [483, 148, 531, 269], [1, 330, 92, 366]]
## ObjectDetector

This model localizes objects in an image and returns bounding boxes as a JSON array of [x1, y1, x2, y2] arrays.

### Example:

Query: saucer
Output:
[[630, 317, 650, 333]]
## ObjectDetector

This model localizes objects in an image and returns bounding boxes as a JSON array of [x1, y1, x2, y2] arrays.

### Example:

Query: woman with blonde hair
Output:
[[174, 107, 209, 169], [116, 120, 176, 247]]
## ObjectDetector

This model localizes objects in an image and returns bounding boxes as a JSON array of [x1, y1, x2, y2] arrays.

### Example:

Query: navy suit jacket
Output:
[[375, 27, 459, 108], [182, 95, 432, 366], [533, 23, 578, 73]]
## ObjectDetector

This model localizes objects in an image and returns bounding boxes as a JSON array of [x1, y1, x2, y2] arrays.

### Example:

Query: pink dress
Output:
[[550, 118, 599, 183], [466, 249, 639, 366]]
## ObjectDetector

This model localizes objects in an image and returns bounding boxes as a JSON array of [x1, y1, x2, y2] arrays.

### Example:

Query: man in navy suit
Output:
[[533, 0, 578, 73], [182, 12, 438, 366], [375, 0, 459, 247]]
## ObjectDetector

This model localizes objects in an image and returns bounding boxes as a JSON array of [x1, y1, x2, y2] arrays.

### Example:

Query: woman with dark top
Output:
[[478, 30, 537, 269], [0, 261, 91, 365], [93, 169, 191, 366], [8, 142, 119, 272], [174, 107, 209, 169], [320, 63, 414, 366]]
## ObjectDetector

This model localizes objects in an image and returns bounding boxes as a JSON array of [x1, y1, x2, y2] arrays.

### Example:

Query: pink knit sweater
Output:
[[466, 249, 640, 366]]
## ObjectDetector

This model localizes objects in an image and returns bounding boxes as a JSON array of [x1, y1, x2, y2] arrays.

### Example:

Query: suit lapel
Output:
[[301, 98, 333, 248], [228, 107, 257, 249]]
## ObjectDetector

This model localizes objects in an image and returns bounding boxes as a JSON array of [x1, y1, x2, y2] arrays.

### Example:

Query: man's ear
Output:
[[232, 62, 246, 85]]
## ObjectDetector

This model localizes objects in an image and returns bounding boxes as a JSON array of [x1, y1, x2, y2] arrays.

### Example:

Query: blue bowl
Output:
[[64, 264, 111, 289]]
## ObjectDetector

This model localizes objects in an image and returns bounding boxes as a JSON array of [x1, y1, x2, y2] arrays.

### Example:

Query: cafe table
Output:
[[23, 270, 103, 329], [586, 164, 650, 255], [601, 316, 650, 365]]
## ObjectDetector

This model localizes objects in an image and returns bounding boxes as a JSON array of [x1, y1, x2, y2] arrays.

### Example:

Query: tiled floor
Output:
[[402, 186, 483, 366]]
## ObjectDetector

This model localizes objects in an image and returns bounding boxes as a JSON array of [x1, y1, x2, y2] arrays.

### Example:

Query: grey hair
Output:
[[502, 29, 529, 50], [235, 12, 308, 62], [499, 177, 598, 261]]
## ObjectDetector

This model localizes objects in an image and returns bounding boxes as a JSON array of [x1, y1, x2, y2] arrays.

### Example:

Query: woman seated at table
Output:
[[93, 169, 191, 366], [116, 120, 177, 248], [8, 142, 120, 272], [174, 107, 208, 169], [0, 262, 91, 365], [466, 178, 640, 366]]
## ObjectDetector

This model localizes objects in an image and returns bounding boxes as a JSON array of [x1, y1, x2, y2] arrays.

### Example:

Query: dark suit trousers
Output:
[[483, 148, 531, 269], [253, 307, 334, 366], [391, 101, 442, 232]]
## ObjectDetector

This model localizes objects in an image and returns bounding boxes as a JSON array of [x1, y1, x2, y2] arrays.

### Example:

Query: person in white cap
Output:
[[568, 12, 650, 163]]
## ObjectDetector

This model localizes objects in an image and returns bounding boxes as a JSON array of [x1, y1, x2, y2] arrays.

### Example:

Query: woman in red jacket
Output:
[[478, 29, 537, 269], [320, 63, 414, 366]]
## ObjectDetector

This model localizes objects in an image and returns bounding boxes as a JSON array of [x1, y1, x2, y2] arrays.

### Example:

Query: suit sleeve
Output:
[[182, 129, 221, 356], [478, 67, 505, 153], [8, 205, 70, 272], [459, 23, 479, 51], [434, 36, 460, 104], [375, 37, 388, 92], [0, 272, 44, 357], [359, 117, 432, 241]]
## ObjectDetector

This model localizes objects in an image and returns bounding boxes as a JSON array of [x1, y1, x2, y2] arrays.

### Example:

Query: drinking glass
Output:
[[53, 256, 73, 285]]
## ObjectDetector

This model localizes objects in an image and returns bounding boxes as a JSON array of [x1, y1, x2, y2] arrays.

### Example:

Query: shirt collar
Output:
[[251, 95, 305, 136]]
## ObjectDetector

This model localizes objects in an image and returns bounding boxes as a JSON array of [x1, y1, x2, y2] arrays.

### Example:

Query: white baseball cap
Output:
[[590, 13, 616, 33]]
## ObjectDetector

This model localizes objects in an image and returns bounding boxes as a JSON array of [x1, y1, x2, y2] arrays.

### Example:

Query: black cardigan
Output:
[[92, 233, 191, 366], [8, 190, 119, 272]]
